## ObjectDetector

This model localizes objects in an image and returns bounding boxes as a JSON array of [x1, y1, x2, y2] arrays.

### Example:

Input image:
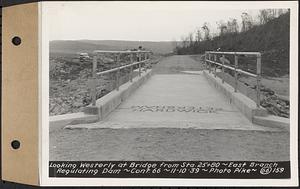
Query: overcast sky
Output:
[[44, 1, 288, 41]]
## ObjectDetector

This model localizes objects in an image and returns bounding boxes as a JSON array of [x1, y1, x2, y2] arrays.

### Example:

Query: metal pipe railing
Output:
[[91, 50, 151, 106], [206, 51, 261, 56], [205, 51, 262, 108], [205, 59, 257, 77], [93, 50, 151, 54]]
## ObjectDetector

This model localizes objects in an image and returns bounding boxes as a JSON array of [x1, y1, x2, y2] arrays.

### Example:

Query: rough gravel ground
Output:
[[50, 125, 289, 161]]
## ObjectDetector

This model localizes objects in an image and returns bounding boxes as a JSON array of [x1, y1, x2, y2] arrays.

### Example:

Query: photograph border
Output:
[[40, 1, 298, 186]]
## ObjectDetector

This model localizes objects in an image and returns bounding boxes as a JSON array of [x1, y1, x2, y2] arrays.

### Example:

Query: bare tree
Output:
[[195, 28, 202, 42], [202, 22, 210, 40], [258, 9, 287, 25], [227, 18, 239, 33], [259, 9, 272, 24], [217, 20, 228, 36], [241, 12, 253, 32]]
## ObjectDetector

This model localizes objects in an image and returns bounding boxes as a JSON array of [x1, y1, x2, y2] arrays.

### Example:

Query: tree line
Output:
[[174, 9, 289, 55]]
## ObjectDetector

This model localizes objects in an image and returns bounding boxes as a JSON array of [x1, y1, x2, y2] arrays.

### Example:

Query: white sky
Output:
[[44, 1, 289, 41]]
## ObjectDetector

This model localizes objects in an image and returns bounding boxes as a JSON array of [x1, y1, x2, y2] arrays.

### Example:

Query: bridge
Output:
[[50, 51, 289, 161]]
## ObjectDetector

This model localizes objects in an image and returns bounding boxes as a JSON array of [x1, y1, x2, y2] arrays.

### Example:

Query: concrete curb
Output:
[[203, 70, 289, 131], [84, 69, 153, 120], [49, 112, 99, 125], [253, 115, 289, 132], [203, 70, 268, 121]]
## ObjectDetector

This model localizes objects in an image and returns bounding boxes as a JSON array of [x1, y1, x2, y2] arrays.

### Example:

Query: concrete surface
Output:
[[66, 56, 280, 132], [253, 115, 290, 131]]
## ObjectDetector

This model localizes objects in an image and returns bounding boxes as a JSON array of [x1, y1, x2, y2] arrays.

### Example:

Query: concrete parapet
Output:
[[83, 106, 99, 115], [203, 70, 268, 121], [84, 69, 152, 120]]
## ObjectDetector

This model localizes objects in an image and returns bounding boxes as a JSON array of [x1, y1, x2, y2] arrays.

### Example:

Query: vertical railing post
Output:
[[141, 52, 144, 72], [130, 53, 133, 82], [221, 55, 225, 83], [138, 53, 141, 76], [206, 52, 209, 70], [116, 54, 120, 91], [256, 53, 262, 108], [214, 54, 217, 77], [144, 52, 147, 69], [234, 53, 238, 92], [91, 54, 97, 106], [204, 52, 208, 70], [208, 53, 212, 73]]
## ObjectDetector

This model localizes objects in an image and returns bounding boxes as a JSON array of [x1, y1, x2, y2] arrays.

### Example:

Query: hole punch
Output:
[[11, 140, 21, 149], [12, 36, 21, 46]]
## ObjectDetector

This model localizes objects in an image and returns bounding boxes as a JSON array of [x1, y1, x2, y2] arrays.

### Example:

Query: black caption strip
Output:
[[49, 161, 290, 179]]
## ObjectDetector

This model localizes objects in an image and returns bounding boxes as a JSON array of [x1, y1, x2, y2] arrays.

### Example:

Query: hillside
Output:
[[176, 12, 290, 77], [50, 40, 174, 55]]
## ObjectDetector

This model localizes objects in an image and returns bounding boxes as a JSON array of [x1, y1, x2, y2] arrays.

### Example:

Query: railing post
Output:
[[141, 52, 144, 72], [130, 53, 133, 82], [116, 54, 120, 91], [138, 53, 141, 76], [91, 54, 97, 106], [148, 52, 150, 68], [214, 54, 217, 77], [208, 54, 212, 73], [234, 53, 238, 92], [256, 53, 262, 108], [116, 67, 120, 91], [221, 55, 225, 83], [204, 52, 208, 70]]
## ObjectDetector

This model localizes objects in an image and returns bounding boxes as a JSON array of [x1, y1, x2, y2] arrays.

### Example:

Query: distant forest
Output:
[[174, 9, 290, 77]]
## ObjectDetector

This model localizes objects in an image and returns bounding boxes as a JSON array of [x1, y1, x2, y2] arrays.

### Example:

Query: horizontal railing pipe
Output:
[[93, 50, 151, 54], [206, 51, 261, 56], [96, 59, 149, 76], [206, 59, 257, 77], [205, 51, 261, 108], [91, 50, 152, 106]]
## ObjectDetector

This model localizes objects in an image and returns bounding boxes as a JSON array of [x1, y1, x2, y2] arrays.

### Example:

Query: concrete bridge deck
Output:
[[50, 55, 289, 161], [68, 55, 277, 131]]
